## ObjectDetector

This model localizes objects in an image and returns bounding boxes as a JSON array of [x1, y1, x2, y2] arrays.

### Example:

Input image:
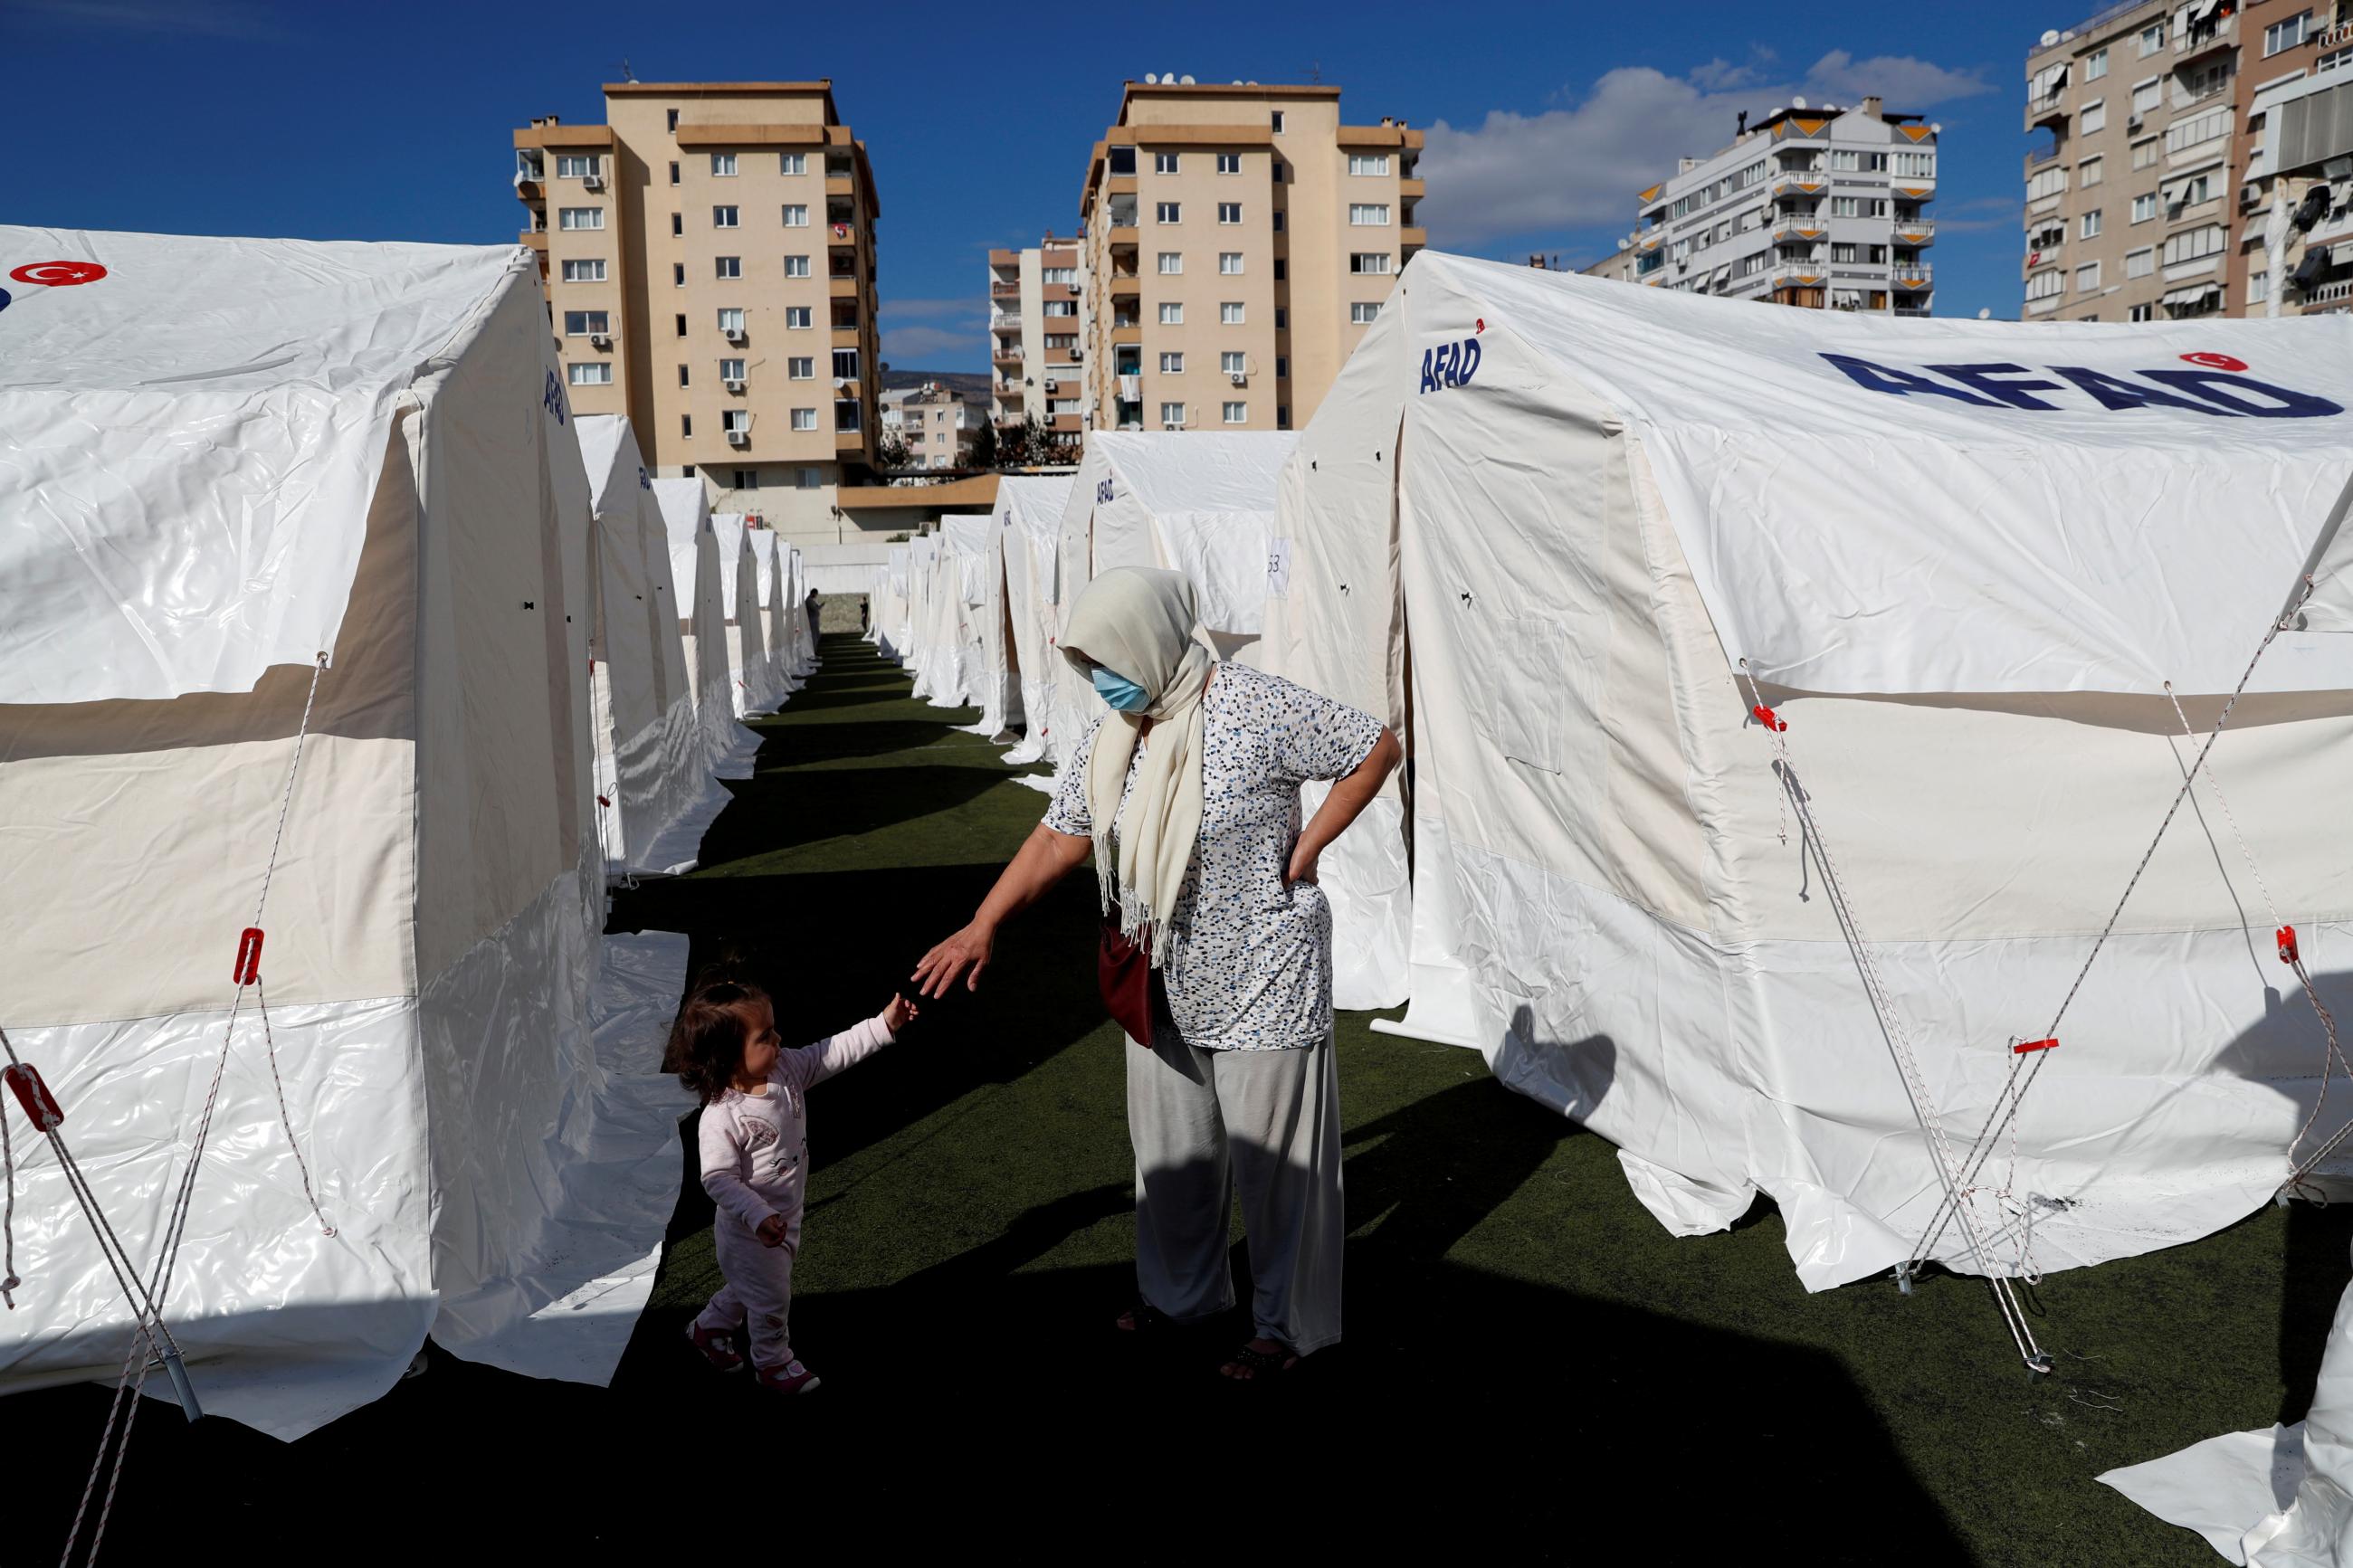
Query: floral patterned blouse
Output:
[[1043, 661, 1385, 1050]]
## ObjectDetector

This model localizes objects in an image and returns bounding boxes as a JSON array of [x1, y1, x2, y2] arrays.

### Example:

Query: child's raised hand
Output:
[[882, 993, 920, 1035], [757, 1214, 788, 1248]]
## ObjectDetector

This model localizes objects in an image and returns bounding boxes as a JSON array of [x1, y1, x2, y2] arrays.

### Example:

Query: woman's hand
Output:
[[912, 921, 996, 998], [1284, 842, 1320, 887], [881, 993, 920, 1034], [756, 1214, 788, 1248]]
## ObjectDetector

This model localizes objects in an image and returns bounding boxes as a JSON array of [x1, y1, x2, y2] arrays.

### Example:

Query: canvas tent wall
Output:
[[1042, 432, 1296, 767], [576, 415, 710, 879], [923, 513, 992, 713], [872, 545, 911, 656], [711, 512, 777, 716], [904, 534, 941, 693], [0, 228, 690, 1437], [748, 528, 802, 698], [986, 475, 1074, 759], [1274, 249, 2353, 1298], [653, 477, 743, 774]]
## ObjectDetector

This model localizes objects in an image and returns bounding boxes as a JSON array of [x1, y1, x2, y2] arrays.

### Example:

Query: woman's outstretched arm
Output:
[[1286, 727, 1403, 886], [911, 823, 1094, 996]]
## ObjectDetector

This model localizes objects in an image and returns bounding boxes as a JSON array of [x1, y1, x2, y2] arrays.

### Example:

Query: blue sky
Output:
[[5, 0, 2064, 368]]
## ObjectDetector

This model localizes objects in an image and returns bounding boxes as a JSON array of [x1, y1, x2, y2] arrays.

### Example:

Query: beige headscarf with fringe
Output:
[[1060, 567, 1215, 966]]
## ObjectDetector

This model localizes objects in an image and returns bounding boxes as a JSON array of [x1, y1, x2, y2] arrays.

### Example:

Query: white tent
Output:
[[652, 478, 749, 776], [987, 475, 1074, 759], [925, 513, 993, 713], [784, 541, 819, 677], [1041, 432, 1296, 767], [748, 528, 802, 698], [0, 228, 691, 1437], [711, 512, 778, 716], [904, 534, 941, 694], [871, 545, 911, 656], [1269, 250, 2353, 1306], [576, 416, 711, 879]]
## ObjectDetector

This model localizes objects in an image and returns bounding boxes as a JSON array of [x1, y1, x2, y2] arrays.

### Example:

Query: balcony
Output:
[[1118, 374, 1142, 402], [2175, 11, 2236, 59], [993, 347, 1022, 367], [991, 282, 1022, 301], [835, 428, 867, 451], [991, 314, 1021, 336], [2305, 279, 2353, 309], [1893, 266, 1935, 290], [825, 176, 854, 198], [1400, 176, 1426, 199], [1109, 274, 1139, 297], [1772, 171, 1830, 200], [1896, 220, 1938, 246], [830, 276, 860, 299], [1110, 324, 1141, 347], [832, 327, 862, 349], [1768, 263, 1828, 290], [1108, 225, 1138, 250], [1400, 226, 1428, 251], [2024, 146, 2062, 173], [1771, 219, 1827, 244], [2024, 92, 2068, 134], [520, 229, 548, 252], [827, 222, 857, 247]]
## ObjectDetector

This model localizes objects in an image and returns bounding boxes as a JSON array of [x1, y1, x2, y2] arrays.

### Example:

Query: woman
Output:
[[912, 567, 1401, 1379]]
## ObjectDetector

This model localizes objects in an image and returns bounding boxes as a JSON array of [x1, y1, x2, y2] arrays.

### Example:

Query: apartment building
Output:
[[2239, 2, 2353, 313], [2022, 2, 2253, 320], [512, 81, 883, 541], [1075, 77, 1424, 433], [1579, 242, 1642, 282], [881, 383, 986, 470], [1627, 98, 1939, 313], [987, 234, 1085, 437]]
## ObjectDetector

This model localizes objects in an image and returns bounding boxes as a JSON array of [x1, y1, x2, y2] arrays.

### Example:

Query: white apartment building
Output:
[[881, 384, 986, 470], [1629, 96, 1939, 314], [987, 235, 1085, 439]]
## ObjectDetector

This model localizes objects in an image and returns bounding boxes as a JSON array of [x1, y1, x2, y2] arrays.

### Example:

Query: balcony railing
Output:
[[1893, 264, 1935, 288], [2176, 13, 2235, 54], [1772, 171, 1830, 199], [991, 283, 1021, 300], [1896, 219, 1938, 242], [2305, 278, 2353, 306]]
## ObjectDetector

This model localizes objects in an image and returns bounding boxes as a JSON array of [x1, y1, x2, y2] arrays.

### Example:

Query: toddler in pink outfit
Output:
[[666, 977, 918, 1395]]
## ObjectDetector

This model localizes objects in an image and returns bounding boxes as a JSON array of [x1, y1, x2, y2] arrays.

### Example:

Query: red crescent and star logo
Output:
[[2179, 351, 2247, 372]]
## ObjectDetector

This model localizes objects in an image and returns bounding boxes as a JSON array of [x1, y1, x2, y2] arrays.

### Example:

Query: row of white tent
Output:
[[877, 253, 2353, 1555], [0, 227, 812, 1440]]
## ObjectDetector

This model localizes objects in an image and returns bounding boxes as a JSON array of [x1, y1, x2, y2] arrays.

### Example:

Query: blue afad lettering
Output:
[[543, 369, 568, 425], [1418, 337, 1484, 394], [1819, 352, 2343, 419], [0, 287, 11, 316]]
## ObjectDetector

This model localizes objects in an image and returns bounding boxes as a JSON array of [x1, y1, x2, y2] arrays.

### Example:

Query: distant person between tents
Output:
[[912, 566, 1402, 1380]]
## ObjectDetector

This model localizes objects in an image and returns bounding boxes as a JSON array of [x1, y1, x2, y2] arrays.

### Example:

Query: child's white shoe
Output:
[[756, 1358, 821, 1396]]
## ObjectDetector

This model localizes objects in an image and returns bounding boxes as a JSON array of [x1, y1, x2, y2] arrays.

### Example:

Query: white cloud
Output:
[[881, 297, 975, 321], [9, 0, 281, 36], [1419, 52, 1991, 247], [882, 323, 978, 364]]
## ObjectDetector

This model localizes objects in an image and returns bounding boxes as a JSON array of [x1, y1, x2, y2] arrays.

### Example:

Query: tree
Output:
[[968, 418, 1000, 470], [876, 427, 909, 470]]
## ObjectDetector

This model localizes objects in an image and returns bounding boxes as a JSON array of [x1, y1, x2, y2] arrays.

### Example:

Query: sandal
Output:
[[1220, 1339, 1300, 1381], [1115, 1298, 1179, 1335]]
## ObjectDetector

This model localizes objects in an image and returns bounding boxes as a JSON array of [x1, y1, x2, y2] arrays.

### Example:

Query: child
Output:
[[667, 977, 919, 1394]]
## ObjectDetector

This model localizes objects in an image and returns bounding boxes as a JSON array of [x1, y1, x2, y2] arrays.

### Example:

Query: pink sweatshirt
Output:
[[699, 1012, 896, 1238]]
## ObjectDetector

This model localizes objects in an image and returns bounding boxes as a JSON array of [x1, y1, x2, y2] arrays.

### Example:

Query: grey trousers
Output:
[[1125, 1025, 1344, 1354]]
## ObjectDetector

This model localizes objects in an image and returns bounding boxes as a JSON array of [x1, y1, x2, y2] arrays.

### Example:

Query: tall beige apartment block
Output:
[[1076, 80, 1424, 433], [512, 81, 882, 541], [2022, 3, 2248, 321], [987, 234, 1084, 438]]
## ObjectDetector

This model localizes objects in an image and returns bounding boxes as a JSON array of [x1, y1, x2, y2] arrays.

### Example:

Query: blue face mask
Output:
[[1091, 664, 1151, 713]]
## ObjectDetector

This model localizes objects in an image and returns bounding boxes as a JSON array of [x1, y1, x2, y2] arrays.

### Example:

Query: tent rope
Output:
[[1735, 662, 2051, 1373], [1905, 584, 2310, 1278]]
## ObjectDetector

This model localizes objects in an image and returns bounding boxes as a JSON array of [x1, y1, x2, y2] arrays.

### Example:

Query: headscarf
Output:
[[1060, 568, 1215, 966]]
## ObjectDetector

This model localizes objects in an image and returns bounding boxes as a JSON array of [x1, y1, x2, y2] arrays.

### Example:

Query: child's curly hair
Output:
[[665, 977, 771, 1104]]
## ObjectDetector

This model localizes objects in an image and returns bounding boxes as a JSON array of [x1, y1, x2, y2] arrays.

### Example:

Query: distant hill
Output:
[[881, 369, 991, 401]]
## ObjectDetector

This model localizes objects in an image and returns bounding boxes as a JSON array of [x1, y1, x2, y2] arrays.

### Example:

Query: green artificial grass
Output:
[[16, 635, 2347, 1562]]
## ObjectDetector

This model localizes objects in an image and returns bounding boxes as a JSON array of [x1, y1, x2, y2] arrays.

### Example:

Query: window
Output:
[[1042, 299, 1077, 316], [669, 161, 680, 186], [1271, 111, 1285, 133], [2126, 245, 2155, 278], [723, 410, 749, 434], [785, 254, 811, 277], [671, 213, 683, 237], [712, 205, 739, 228], [2132, 79, 2162, 114], [1158, 301, 1183, 324], [681, 413, 693, 438], [1274, 307, 1288, 328], [1155, 152, 1180, 175], [1157, 252, 1183, 274], [783, 204, 809, 227], [1043, 266, 1078, 284], [1160, 401, 1187, 427], [1892, 150, 1936, 178], [720, 357, 747, 383], [567, 362, 612, 385], [718, 307, 746, 333], [2163, 223, 2225, 264], [2167, 108, 2231, 157], [1218, 202, 1243, 224], [2075, 261, 2102, 293], [2139, 20, 2165, 56], [788, 356, 814, 379], [733, 469, 759, 489], [1350, 301, 1379, 325], [1349, 203, 1391, 225], [2268, 11, 2311, 55], [1830, 148, 1860, 172], [2132, 137, 2159, 170], [795, 468, 822, 489], [666, 108, 679, 131], [715, 256, 741, 279], [792, 408, 818, 432], [1832, 195, 1862, 217], [2251, 269, 2272, 304], [1348, 153, 1391, 176], [1221, 351, 1246, 375], [1157, 201, 1182, 223], [2167, 171, 2215, 209], [2129, 302, 2156, 322], [675, 313, 687, 337], [2081, 209, 2103, 239], [555, 155, 600, 179], [673, 262, 685, 287], [2080, 156, 2103, 187], [832, 349, 860, 380], [1831, 242, 1859, 263], [2133, 191, 2158, 223], [2028, 269, 2066, 300], [1217, 152, 1241, 174], [1159, 352, 1185, 373], [786, 306, 812, 328], [1272, 211, 1284, 233], [678, 364, 690, 387], [1223, 402, 1247, 424], [710, 153, 738, 176], [1275, 356, 1289, 378], [2087, 46, 2109, 80], [557, 207, 603, 231], [1219, 252, 1243, 274], [562, 309, 609, 337], [781, 152, 807, 176], [560, 258, 606, 282], [1220, 301, 1243, 324], [2082, 99, 2108, 135], [1348, 252, 1392, 275]]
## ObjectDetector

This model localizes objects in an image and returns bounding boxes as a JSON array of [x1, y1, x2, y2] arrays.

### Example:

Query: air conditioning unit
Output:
[[723, 377, 746, 394], [589, 333, 612, 349], [583, 174, 606, 191], [1043, 378, 1060, 392], [724, 328, 748, 344], [727, 429, 750, 446], [1230, 372, 1247, 386]]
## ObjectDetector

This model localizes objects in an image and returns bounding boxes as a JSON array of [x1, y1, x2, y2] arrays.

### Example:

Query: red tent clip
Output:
[[2279, 925, 2301, 965], [2014, 1038, 2060, 1055], [233, 927, 265, 986], [1750, 703, 1786, 733], [5, 1064, 62, 1132], [596, 794, 613, 808]]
